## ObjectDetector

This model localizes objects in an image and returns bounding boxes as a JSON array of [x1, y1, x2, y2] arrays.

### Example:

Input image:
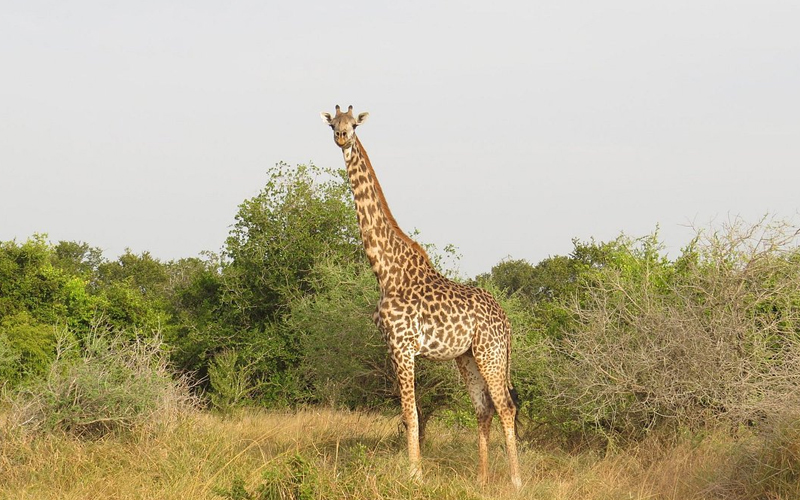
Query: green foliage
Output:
[[60, 276, 94, 331], [0, 236, 69, 324], [479, 258, 540, 303], [169, 162, 367, 406], [287, 258, 387, 408], [214, 476, 252, 500], [476, 240, 614, 340], [0, 311, 56, 385], [52, 240, 103, 279], [222, 162, 361, 327], [0, 237, 181, 390], [208, 350, 253, 412], [95, 250, 172, 332], [167, 256, 225, 329], [0, 331, 21, 386], [162, 255, 228, 381], [214, 454, 318, 500]]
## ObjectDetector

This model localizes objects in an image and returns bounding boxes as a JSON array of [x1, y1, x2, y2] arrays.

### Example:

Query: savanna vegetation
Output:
[[2, 162, 799, 499]]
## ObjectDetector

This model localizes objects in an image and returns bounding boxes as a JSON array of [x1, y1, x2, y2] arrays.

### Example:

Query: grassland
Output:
[[3, 408, 797, 500]]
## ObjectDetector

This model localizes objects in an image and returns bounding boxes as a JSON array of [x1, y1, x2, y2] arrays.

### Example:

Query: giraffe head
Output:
[[321, 105, 369, 149]]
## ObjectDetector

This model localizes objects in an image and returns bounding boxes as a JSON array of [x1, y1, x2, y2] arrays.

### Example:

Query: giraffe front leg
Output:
[[392, 350, 421, 480]]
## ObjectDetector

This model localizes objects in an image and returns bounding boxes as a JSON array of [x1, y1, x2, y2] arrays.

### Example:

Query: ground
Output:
[[1, 408, 796, 499]]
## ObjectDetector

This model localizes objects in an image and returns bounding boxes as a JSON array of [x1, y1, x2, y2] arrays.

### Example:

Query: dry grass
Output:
[[1, 408, 798, 499]]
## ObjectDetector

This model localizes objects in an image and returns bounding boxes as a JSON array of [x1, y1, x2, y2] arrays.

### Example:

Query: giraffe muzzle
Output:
[[335, 133, 352, 148]]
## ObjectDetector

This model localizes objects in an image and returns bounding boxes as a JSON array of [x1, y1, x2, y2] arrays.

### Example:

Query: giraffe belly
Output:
[[416, 323, 472, 361]]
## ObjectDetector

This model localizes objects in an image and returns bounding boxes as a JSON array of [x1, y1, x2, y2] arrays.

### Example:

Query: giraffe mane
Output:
[[355, 135, 432, 265]]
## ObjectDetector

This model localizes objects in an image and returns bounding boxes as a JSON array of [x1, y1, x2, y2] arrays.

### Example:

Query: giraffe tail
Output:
[[506, 324, 522, 433], [505, 320, 514, 391]]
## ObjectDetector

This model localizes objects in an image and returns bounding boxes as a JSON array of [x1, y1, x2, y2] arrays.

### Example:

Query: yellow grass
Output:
[[0, 408, 795, 499]]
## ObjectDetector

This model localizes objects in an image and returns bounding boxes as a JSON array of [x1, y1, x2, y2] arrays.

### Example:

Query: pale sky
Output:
[[2, 1, 799, 277]]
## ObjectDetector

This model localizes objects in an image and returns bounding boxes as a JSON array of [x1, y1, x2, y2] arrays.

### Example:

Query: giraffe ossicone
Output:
[[321, 105, 522, 490]]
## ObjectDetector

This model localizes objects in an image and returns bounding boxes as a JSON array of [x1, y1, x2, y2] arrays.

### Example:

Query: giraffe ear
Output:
[[355, 112, 369, 126], [320, 112, 333, 125]]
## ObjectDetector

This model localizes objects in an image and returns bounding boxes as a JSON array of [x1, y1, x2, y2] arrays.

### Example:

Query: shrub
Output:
[[0, 333, 20, 389], [545, 218, 800, 440], [208, 349, 253, 412], [0, 311, 56, 386], [9, 326, 197, 438], [288, 258, 391, 409]]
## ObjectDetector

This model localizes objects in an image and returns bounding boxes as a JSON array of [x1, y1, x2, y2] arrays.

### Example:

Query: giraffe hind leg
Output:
[[472, 348, 522, 489], [455, 351, 495, 484]]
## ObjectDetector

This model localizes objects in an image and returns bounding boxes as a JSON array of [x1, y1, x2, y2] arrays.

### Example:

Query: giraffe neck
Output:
[[343, 136, 432, 288]]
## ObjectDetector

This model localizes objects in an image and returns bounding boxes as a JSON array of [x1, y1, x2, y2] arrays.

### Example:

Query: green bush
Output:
[[208, 349, 253, 412], [222, 163, 361, 327], [0, 332, 20, 388], [0, 311, 56, 386], [288, 258, 389, 408]]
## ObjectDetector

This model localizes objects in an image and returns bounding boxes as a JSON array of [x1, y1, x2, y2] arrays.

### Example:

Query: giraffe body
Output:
[[321, 105, 521, 489]]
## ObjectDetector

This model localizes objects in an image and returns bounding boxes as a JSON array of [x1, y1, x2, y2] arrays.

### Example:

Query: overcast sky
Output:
[[2, 1, 799, 277]]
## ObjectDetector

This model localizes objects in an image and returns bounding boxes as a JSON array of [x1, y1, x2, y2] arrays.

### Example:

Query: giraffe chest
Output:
[[376, 281, 476, 361]]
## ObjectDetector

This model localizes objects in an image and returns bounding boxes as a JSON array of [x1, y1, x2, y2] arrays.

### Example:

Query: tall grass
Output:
[[2, 408, 799, 499]]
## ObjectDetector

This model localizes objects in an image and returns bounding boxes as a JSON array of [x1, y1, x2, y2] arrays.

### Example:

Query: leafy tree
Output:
[[162, 255, 228, 378], [479, 239, 615, 307], [0, 311, 56, 385], [97, 250, 170, 298], [480, 258, 539, 302], [0, 236, 68, 324], [164, 163, 363, 405], [0, 237, 180, 387], [287, 258, 390, 408], [222, 162, 361, 328], [52, 241, 103, 281]]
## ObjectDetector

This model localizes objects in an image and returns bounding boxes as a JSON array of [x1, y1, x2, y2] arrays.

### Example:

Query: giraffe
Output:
[[321, 105, 522, 489]]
